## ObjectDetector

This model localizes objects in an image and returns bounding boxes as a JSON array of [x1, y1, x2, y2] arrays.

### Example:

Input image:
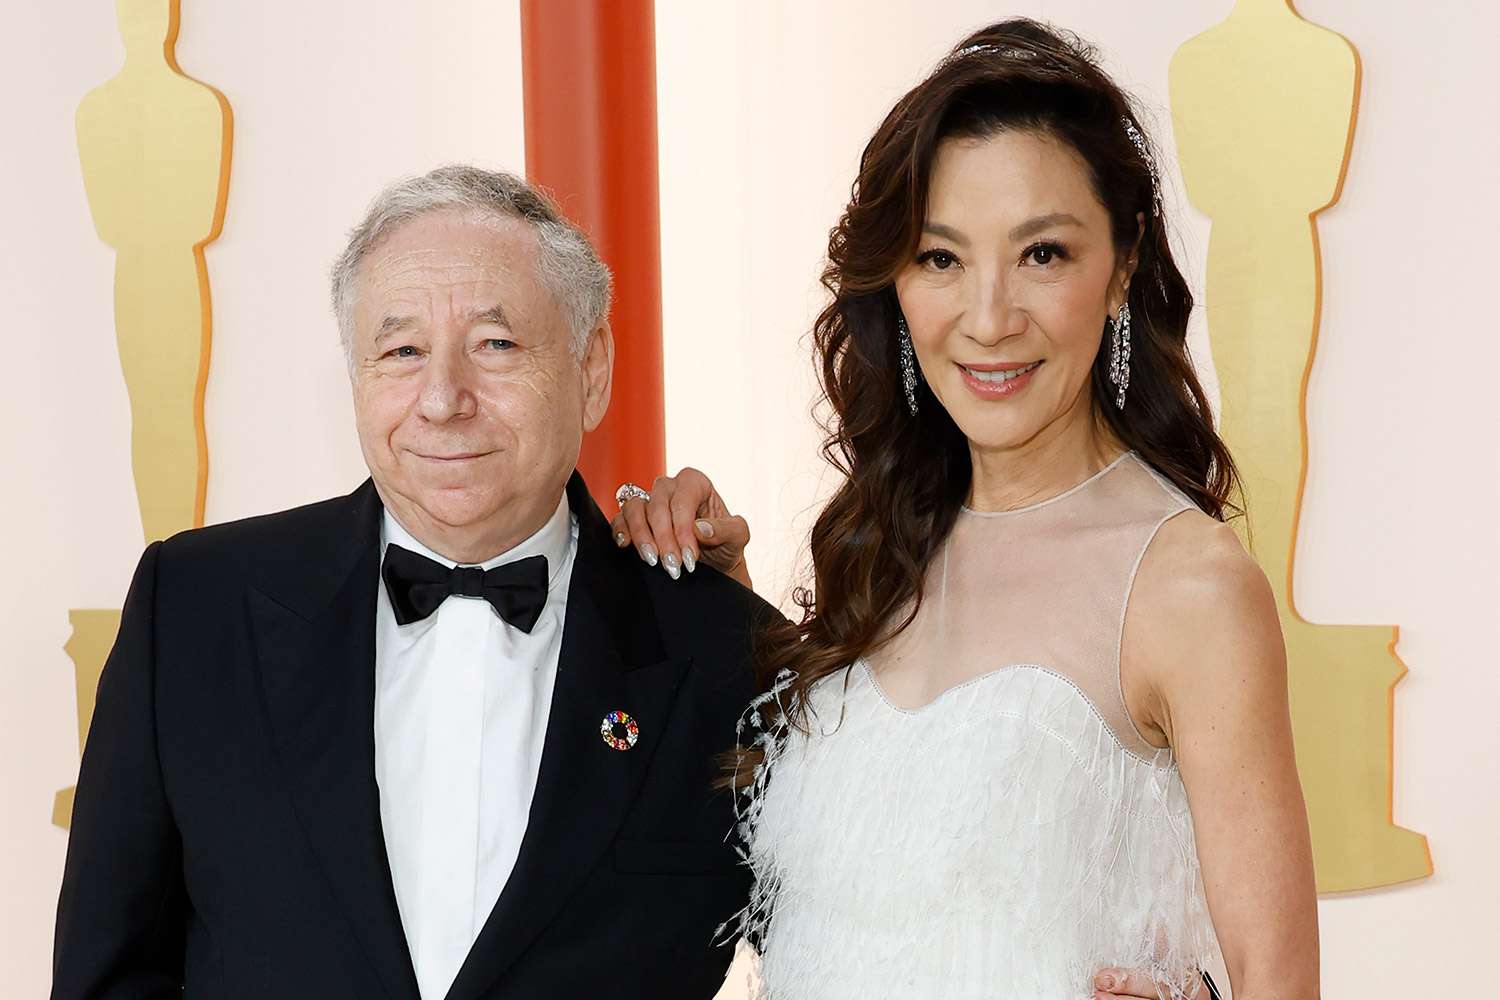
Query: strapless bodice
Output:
[[738, 659, 1218, 1000]]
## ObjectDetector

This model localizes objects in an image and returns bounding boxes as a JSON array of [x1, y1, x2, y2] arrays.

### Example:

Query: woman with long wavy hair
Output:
[[615, 18, 1317, 1000]]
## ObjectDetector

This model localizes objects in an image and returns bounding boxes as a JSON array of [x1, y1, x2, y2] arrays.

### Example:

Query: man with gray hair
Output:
[[52, 165, 767, 1000]]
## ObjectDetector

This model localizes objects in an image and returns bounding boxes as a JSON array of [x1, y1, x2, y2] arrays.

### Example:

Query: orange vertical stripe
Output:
[[520, 0, 665, 514]]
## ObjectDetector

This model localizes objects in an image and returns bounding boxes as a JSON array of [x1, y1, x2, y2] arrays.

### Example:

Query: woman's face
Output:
[[894, 129, 1136, 455]]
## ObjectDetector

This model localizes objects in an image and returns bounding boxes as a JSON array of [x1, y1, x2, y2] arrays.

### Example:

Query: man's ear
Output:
[[580, 323, 614, 433]]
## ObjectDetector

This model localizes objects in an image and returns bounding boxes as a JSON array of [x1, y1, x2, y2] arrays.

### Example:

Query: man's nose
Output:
[[965, 271, 1027, 347], [416, 345, 478, 424]]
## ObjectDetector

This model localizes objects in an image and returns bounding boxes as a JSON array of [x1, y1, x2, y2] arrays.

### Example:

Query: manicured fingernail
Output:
[[695, 519, 714, 539], [663, 552, 681, 580], [683, 549, 697, 573], [614, 531, 628, 547], [641, 543, 658, 567]]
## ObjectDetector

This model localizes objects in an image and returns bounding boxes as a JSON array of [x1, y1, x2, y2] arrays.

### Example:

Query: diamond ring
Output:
[[614, 483, 651, 509]]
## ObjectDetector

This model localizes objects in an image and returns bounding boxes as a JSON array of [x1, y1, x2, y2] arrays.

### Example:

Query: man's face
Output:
[[349, 209, 610, 560]]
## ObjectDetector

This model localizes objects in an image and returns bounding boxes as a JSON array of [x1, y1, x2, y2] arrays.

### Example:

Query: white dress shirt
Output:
[[373, 494, 577, 1000]]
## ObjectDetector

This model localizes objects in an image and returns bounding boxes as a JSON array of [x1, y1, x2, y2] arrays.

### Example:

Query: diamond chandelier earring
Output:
[[898, 315, 920, 415], [1108, 302, 1132, 410]]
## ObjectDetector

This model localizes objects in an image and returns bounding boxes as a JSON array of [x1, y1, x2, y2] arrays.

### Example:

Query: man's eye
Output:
[[484, 339, 515, 351], [385, 345, 420, 359]]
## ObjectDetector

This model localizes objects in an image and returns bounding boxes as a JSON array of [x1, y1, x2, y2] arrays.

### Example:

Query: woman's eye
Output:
[[1022, 242, 1066, 266], [484, 339, 515, 351], [917, 249, 959, 271], [386, 345, 420, 359]]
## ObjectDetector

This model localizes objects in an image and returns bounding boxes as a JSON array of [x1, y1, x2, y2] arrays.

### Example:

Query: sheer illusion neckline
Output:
[[959, 449, 1136, 518]]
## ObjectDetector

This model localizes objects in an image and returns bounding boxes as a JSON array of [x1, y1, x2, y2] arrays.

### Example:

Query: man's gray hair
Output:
[[330, 164, 613, 359]]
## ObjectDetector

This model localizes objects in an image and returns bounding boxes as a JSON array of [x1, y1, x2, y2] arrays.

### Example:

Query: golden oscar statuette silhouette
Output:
[[1170, 0, 1430, 891], [55, 0, 231, 829]]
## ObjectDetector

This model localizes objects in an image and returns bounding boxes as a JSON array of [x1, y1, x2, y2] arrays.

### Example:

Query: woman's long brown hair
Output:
[[737, 19, 1240, 783]]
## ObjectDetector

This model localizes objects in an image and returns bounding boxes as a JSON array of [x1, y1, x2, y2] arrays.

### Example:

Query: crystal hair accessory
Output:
[[949, 41, 1037, 63], [944, 42, 1164, 221], [1120, 117, 1164, 219]]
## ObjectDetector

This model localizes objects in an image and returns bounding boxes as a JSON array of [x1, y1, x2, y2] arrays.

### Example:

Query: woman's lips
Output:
[[957, 360, 1042, 398]]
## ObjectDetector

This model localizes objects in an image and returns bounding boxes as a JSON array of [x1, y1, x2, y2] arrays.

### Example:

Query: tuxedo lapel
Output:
[[445, 474, 693, 1000], [249, 481, 420, 1000]]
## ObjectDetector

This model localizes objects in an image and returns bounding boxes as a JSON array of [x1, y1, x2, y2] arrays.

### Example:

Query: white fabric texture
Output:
[[374, 494, 577, 1000], [733, 452, 1222, 999]]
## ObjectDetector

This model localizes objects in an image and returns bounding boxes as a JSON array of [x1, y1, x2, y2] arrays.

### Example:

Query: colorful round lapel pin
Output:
[[600, 710, 639, 752]]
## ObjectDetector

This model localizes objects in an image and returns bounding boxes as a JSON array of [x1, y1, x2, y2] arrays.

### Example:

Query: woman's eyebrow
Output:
[[1008, 212, 1083, 241], [922, 213, 1085, 245], [921, 221, 968, 244]]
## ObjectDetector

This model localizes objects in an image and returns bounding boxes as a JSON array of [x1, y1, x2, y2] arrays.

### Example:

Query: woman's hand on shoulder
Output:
[[609, 468, 753, 589], [1127, 511, 1320, 999]]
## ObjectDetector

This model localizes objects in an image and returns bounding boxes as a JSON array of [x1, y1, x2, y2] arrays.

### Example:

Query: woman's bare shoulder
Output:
[[1130, 509, 1282, 687], [1144, 509, 1263, 600]]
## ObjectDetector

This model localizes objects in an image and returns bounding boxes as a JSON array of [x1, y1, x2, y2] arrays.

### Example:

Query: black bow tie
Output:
[[381, 544, 550, 632]]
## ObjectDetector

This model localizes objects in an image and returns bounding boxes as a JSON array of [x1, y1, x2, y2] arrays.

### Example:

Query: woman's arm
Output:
[[1125, 514, 1319, 1000]]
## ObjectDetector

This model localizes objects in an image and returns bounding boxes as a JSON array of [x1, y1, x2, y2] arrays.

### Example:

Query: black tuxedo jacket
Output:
[[53, 474, 776, 999]]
